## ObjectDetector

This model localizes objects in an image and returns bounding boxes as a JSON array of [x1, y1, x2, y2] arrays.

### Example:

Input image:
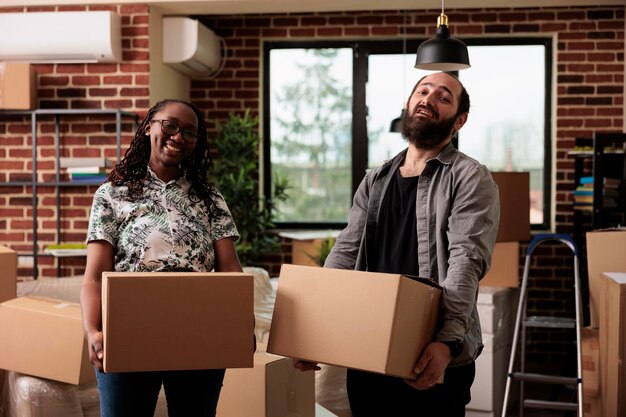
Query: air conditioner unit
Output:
[[163, 17, 223, 79], [0, 11, 121, 63]]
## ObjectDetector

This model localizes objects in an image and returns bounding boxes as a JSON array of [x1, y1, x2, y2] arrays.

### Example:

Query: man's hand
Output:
[[292, 359, 321, 372], [404, 341, 452, 390]]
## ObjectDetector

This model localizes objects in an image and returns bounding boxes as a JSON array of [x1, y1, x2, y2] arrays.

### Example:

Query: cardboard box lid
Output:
[[267, 264, 441, 379], [102, 272, 255, 373]]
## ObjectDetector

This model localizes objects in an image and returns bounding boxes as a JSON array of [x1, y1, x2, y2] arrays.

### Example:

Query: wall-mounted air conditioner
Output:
[[0, 11, 121, 63], [163, 17, 223, 79]]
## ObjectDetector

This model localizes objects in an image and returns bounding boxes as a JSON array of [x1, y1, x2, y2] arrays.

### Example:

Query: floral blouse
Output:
[[87, 167, 239, 272]]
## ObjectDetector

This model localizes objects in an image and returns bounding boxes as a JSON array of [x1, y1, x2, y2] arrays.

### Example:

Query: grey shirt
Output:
[[324, 143, 500, 366]]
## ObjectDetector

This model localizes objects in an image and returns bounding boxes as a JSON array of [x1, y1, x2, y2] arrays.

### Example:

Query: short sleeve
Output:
[[87, 183, 118, 246], [210, 189, 240, 242]]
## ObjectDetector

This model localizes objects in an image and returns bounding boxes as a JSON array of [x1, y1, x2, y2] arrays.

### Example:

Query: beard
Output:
[[401, 105, 457, 150]]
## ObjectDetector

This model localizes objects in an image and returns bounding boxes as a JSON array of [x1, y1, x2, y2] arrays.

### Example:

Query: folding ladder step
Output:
[[524, 315, 575, 329], [511, 372, 578, 385], [524, 399, 578, 411], [502, 234, 584, 417]]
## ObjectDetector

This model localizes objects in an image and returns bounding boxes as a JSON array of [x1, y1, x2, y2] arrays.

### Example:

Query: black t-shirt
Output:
[[372, 169, 419, 276]]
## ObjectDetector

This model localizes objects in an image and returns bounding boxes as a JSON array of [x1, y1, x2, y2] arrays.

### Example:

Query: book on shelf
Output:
[[579, 176, 622, 188], [66, 166, 110, 175], [44, 243, 88, 257], [573, 187, 621, 198], [69, 174, 108, 184], [60, 157, 113, 169]]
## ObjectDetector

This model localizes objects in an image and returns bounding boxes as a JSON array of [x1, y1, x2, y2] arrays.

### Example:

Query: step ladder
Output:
[[501, 234, 584, 417]]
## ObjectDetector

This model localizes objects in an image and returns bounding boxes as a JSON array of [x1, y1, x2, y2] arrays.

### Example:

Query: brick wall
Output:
[[0, 3, 623, 359]]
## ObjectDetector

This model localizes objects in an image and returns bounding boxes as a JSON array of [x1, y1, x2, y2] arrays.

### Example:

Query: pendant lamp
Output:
[[414, 1, 470, 71]]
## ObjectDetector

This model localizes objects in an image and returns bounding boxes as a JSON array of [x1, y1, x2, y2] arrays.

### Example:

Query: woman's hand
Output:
[[86, 329, 105, 372]]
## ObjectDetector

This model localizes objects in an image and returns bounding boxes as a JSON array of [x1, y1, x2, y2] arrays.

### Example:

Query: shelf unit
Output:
[[570, 133, 626, 249], [0, 109, 138, 279]]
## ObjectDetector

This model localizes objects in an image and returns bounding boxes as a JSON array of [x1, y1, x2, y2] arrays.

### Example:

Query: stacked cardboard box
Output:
[[217, 350, 315, 417], [598, 272, 626, 417], [0, 245, 17, 303], [0, 296, 95, 385], [0, 63, 37, 110], [480, 172, 530, 288], [586, 229, 626, 328], [581, 327, 601, 417]]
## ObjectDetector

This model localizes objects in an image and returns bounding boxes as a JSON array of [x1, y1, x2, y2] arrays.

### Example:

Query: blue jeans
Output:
[[96, 368, 226, 417]]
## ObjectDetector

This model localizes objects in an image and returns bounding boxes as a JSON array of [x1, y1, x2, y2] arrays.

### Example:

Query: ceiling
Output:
[[4, 0, 626, 15]]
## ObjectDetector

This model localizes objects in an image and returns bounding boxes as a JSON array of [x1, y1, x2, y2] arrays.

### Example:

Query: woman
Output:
[[80, 99, 243, 417]]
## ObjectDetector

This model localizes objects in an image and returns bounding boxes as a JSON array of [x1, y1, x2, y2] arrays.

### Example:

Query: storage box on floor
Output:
[[598, 272, 626, 417], [581, 327, 601, 417], [0, 296, 95, 385], [586, 228, 626, 328], [267, 264, 441, 379], [477, 171, 529, 289], [217, 350, 315, 417], [102, 271, 255, 372], [465, 286, 518, 417]]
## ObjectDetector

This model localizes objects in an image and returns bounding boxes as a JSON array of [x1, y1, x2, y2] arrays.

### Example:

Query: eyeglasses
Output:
[[150, 119, 199, 143]]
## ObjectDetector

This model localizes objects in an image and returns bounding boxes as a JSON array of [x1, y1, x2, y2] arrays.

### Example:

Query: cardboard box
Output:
[[0, 296, 95, 385], [267, 264, 441, 379], [280, 231, 340, 267], [581, 327, 601, 417], [0, 63, 37, 110], [102, 272, 255, 373], [480, 242, 520, 288], [217, 351, 315, 417], [491, 172, 530, 243], [586, 229, 626, 328], [0, 245, 17, 303], [599, 272, 626, 417]]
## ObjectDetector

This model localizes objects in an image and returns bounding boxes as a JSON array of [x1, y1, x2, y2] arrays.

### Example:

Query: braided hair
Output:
[[108, 99, 219, 217]]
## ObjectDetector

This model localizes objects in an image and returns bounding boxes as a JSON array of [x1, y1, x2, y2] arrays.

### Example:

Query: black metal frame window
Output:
[[263, 38, 552, 231]]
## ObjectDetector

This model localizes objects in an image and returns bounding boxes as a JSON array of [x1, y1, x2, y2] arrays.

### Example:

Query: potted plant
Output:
[[210, 110, 289, 266]]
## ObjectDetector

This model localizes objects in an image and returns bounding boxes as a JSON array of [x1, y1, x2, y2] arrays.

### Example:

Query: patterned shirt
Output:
[[87, 167, 239, 272]]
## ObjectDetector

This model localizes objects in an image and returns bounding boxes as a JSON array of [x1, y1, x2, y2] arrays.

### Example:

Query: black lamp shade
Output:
[[415, 24, 470, 71]]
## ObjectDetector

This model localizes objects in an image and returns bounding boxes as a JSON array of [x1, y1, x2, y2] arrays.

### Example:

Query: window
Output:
[[264, 39, 552, 230]]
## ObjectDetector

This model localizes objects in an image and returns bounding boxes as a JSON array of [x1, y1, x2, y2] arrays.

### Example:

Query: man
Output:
[[295, 72, 500, 416]]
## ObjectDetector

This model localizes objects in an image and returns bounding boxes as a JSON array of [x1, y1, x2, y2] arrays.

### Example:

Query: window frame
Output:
[[262, 37, 552, 231]]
